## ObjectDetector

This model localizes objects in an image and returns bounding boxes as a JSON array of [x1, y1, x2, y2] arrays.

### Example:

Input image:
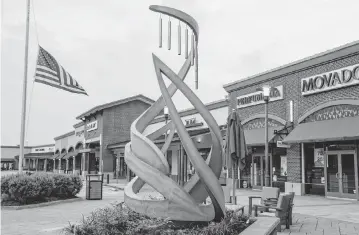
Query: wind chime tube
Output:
[[168, 18, 171, 50], [185, 27, 188, 59], [178, 22, 181, 55], [191, 33, 195, 66], [195, 43, 199, 89], [159, 15, 162, 48]]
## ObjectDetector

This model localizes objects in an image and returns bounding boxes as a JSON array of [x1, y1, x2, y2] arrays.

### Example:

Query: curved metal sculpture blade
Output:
[[124, 5, 225, 222]]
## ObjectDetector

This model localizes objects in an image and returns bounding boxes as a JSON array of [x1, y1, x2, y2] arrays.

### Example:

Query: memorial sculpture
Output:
[[124, 5, 225, 222]]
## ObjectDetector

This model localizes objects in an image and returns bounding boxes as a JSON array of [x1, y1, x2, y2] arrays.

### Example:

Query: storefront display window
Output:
[[304, 143, 325, 196]]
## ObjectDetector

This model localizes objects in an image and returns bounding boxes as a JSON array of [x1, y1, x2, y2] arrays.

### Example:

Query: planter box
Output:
[[240, 217, 280, 235]]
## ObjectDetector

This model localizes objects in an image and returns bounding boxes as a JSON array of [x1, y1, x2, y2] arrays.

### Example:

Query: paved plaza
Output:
[[2, 177, 359, 235]]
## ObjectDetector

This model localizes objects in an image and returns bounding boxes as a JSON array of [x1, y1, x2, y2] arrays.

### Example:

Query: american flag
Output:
[[34, 46, 88, 95]]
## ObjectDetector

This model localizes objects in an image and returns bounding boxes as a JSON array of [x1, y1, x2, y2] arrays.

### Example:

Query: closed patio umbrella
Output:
[[224, 110, 248, 204]]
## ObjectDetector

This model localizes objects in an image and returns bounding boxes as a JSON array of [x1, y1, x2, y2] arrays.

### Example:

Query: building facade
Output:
[[108, 99, 229, 182], [223, 41, 359, 200]]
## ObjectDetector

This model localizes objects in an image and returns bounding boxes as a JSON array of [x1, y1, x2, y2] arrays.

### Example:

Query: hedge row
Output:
[[1, 172, 83, 204]]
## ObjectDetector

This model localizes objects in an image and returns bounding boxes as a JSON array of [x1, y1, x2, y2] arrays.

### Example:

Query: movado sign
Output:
[[87, 120, 98, 132], [301, 64, 359, 96], [237, 85, 284, 109]]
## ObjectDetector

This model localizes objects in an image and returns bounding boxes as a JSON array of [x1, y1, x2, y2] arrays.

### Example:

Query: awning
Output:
[[56, 153, 67, 159], [282, 116, 359, 143], [63, 151, 78, 159], [244, 126, 284, 146]]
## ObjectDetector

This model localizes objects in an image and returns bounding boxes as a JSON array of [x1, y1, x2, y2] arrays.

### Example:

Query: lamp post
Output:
[[262, 85, 271, 187]]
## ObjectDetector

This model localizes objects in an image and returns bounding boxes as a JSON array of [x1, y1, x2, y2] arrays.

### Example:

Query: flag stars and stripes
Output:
[[34, 46, 88, 95]]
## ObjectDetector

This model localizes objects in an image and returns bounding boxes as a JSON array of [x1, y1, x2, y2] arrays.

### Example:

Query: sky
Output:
[[1, 0, 359, 146]]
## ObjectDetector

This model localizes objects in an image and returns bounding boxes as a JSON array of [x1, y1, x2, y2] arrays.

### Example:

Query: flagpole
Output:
[[19, 0, 31, 172]]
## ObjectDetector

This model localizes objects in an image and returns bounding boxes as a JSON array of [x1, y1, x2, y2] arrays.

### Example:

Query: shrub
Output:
[[1, 173, 23, 196], [1, 172, 83, 204]]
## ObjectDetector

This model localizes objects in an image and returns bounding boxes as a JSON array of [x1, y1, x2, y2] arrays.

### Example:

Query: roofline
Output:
[[73, 121, 84, 128], [76, 94, 155, 120], [54, 131, 75, 141], [223, 40, 359, 92], [1, 145, 32, 149], [29, 144, 55, 148], [151, 99, 228, 124]]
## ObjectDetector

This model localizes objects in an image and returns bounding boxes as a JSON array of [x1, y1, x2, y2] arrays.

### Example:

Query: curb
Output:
[[103, 184, 125, 190], [1, 197, 84, 210]]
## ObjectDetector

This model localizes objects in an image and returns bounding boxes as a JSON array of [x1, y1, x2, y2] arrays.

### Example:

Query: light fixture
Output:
[[262, 85, 271, 98], [164, 106, 169, 119]]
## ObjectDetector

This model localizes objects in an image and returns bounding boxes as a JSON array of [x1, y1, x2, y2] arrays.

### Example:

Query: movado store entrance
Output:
[[326, 145, 358, 199]]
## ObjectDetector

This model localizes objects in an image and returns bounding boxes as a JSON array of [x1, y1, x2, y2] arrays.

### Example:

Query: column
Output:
[[58, 159, 61, 172], [36, 159, 38, 171], [53, 160, 56, 172], [82, 153, 86, 177], [301, 143, 305, 184], [73, 156, 76, 175], [66, 159, 69, 174], [44, 158, 48, 172]]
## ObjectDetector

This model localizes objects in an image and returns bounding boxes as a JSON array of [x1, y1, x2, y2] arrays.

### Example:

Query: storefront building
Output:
[[53, 122, 85, 174], [223, 40, 359, 200], [75, 94, 154, 179], [108, 99, 229, 182], [1, 145, 31, 170]]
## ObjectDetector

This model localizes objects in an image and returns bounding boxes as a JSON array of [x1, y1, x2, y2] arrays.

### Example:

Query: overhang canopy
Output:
[[63, 151, 78, 159], [282, 116, 359, 143], [244, 126, 284, 146]]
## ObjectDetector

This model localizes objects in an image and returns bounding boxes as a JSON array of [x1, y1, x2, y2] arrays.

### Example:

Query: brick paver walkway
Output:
[[279, 213, 359, 235]]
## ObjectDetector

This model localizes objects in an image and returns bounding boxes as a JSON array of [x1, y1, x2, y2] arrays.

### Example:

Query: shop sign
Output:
[[277, 141, 290, 149], [237, 85, 284, 109], [75, 130, 84, 137], [87, 121, 98, 132], [301, 64, 359, 96], [314, 148, 325, 168], [184, 117, 203, 128], [31, 146, 54, 153]]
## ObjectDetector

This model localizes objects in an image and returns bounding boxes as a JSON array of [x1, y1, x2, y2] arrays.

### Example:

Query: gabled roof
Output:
[[73, 121, 84, 128], [54, 131, 75, 141], [223, 40, 359, 92], [76, 94, 155, 120]]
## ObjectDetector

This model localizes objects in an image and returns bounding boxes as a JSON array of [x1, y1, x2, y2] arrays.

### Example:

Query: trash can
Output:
[[219, 169, 231, 203], [86, 174, 104, 200]]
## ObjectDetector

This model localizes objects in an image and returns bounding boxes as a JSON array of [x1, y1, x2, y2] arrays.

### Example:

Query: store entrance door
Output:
[[326, 150, 357, 199], [252, 155, 264, 190]]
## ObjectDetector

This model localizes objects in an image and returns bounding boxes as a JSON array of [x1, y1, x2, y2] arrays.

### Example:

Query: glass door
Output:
[[340, 153, 356, 199], [326, 151, 357, 199], [326, 154, 341, 197], [252, 155, 264, 189]]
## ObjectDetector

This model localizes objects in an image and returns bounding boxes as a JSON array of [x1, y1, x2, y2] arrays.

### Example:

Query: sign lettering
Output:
[[237, 85, 284, 108], [76, 130, 84, 136], [31, 146, 54, 153], [301, 64, 359, 96], [87, 121, 98, 132]]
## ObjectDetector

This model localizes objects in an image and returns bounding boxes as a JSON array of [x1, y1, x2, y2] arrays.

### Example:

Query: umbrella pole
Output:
[[232, 160, 237, 205]]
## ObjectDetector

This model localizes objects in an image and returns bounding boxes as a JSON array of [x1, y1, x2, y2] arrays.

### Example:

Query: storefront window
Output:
[[304, 143, 325, 196]]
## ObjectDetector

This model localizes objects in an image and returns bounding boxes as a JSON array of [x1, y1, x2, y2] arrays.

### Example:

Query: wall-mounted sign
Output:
[[31, 146, 55, 153], [237, 85, 284, 109], [87, 121, 98, 132], [301, 64, 359, 96], [277, 141, 290, 149], [314, 148, 325, 168], [184, 117, 203, 128], [75, 130, 84, 137]]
